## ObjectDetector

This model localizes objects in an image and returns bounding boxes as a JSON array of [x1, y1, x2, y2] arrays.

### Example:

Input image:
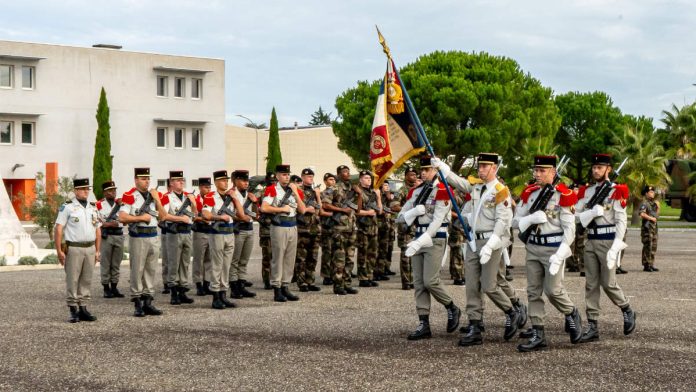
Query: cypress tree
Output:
[[265, 107, 283, 172], [92, 87, 112, 200]]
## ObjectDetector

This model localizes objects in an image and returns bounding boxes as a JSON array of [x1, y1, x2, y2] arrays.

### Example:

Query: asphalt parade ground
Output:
[[1, 229, 694, 391]]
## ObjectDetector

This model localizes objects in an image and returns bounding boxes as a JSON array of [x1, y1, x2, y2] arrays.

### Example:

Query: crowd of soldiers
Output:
[[55, 152, 658, 353]]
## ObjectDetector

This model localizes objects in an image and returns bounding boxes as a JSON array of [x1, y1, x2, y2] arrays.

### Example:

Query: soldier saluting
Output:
[[55, 178, 101, 323]]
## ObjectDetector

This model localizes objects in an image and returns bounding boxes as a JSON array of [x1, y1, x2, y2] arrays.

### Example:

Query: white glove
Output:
[[405, 233, 434, 257], [549, 243, 572, 276], [401, 204, 426, 226], [518, 210, 548, 232], [430, 157, 451, 178], [479, 234, 502, 265], [606, 240, 628, 269], [578, 204, 605, 227]]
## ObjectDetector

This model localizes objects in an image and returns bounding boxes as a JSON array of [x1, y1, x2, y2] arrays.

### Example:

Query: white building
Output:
[[0, 40, 225, 212]]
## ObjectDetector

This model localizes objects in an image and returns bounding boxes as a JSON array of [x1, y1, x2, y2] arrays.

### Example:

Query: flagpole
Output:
[[376, 27, 475, 247]]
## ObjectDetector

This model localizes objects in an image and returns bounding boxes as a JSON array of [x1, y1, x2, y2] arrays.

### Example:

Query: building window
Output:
[[174, 77, 185, 98], [191, 128, 202, 149], [191, 78, 202, 99], [22, 66, 34, 89], [21, 123, 34, 145], [0, 65, 13, 88], [0, 121, 12, 144], [157, 179, 167, 188], [174, 128, 185, 149], [192, 179, 199, 187], [157, 76, 168, 97], [156, 127, 167, 148]]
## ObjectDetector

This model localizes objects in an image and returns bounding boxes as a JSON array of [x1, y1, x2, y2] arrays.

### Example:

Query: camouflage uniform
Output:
[[376, 191, 396, 277], [338, 179, 358, 263], [323, 183, 355, 291], [397, 182, 415, 287], [319, 191, 335, 280], [356, 186, 379, 283], [295, 184, 321, 289], [639, 197, 658, 268], [256, 187, 273, 288], [448, 191, 466, 282]]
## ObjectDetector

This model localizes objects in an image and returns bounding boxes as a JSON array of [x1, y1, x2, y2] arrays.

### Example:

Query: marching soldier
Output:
[[192, 177, 213, 296], [230, 170, 257, 298], [319, 173, 337, 286], [356, 170, 382, 287], [375, 181, 396, 280], [321, 167, 359, 295], [261, 164, 306, 302], [511, 155, 582, 352], [258, 172, 277, 289], [337, 165, 358, 277], [391, 165, 417, 290], [397, 156, 461, 340], [96, 180, 125, 298], [576, 153, 636, 343], [55, 178, 100, 323], [639, 185, 660, 272], [432, 153, 522, 347], [118, 168, 167, 317], [161, 171, 197, 305], [202, 170, 244, 309], [160, 180, 172, 294], [295, 168, 323, 292], [448, 189, 466, 286]]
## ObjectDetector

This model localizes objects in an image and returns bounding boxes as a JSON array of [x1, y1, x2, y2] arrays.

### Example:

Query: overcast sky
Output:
[[4, 0, 696, 128]]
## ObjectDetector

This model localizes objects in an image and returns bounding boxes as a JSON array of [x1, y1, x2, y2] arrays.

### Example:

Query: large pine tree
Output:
[[92, 87, 112, 200], [265, 107, 282, 173]]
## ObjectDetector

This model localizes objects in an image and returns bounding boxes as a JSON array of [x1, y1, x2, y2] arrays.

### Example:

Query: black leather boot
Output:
[[219, 291, 237, 308], [580, 319, 599, 343], [458, 320, 482, 346], [142, 295, 163, 316], [519, 327, 534, 339], [517, 326, 548, 352], [514, 301, 528, 329], [132, 298, 145, 317], [445, 302, 461, 333], [504, 308, 521, 341], [110, 282, 125, 298], [178, 286, 194, 304], [203, 280, 213, 295], [385, 268, 396, 276], [78, 306, 97, 322], [407, 315, 432, 340], [333, 287, 347, 295], [68, 306, 80, 323], [103, 284, 114, 298], [345, 287, 358, 295], [264, 279, 272, 290], [281, 286, 299, 301], [162, 286, 170, 294], [565, 308, 582, 344], [170, 286, 181, 305], [211, 292, 225, 310], [242, 279, 253, 287], [322, 277, 333, 286], [229, 281, 244, 299], [238, 281, 257, 298], [622, 306, 636, 335], [273, 287, 287, 302], [196, 282, 205, 296]]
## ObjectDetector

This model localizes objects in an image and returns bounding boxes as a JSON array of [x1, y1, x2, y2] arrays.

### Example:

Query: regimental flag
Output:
[[370, 30, 426, 188]]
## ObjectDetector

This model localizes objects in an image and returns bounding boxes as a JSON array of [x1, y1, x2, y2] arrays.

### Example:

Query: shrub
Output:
[[41, 254, 59, 264], [0, 256, 7, 266], [18, 256, 39, 266]]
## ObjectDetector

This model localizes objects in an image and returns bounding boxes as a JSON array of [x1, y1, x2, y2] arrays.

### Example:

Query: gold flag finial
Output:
[[375, 25, 391, 58]]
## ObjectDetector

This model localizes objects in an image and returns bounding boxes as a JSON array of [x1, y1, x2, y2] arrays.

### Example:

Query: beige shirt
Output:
[[55, 199, 100, 242]]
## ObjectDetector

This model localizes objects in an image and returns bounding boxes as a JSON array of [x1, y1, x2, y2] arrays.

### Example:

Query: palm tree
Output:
[[611, 120, 671, 224], [660, 103, 696, 159]]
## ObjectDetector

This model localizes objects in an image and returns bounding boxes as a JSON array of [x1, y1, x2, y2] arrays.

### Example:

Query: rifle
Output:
[[165, 191, 195, 232], [136, 187, 159, 218], [104, 200, 121, 222], [242, 194, 257, 219], [270, 186, 295, 225], [357, 188, 379, 226], [297, 187, 320, 226], [583, 157, 628, 229], [518, 156, 570, 243], [212, 193, 236, 230], [330, 189, 358, 227]]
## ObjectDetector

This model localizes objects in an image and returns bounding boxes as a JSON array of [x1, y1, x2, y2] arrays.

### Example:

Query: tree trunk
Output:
[[630, 198, 641, 225]]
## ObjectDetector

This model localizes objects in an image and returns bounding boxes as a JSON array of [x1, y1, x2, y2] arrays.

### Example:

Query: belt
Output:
[[66, 241, 95, 248], [236, 222, 254, 231], [101, 228, 123, 236], [272, 221, 297, 228], [475, 231, 493, 240], [129, 226, 158, 238], [211, 222, 235, 234], [588, 224, 616, 240], [528, 232, 563, 247], [173, 224, 193, 234], [415, 223, 448, 236]]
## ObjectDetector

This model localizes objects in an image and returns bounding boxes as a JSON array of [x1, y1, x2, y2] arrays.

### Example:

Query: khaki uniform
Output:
[[397, 179, 453, 316], [356, 186, 379, 282], [396, 183, 415, 286], [203, 191, 236, 292], [263, 184, 301, 288], [192, 194, 213, 284], [56, 199, 100, 306], [446, 174, 514, 321], [323, 184, 354, 290], [120, 188, 162, 299], [295, 184, 321, 288], [162, 192, 194, 289], [96, 198, 124, 285], [231, 190, 255, 282], [639, 198, 659, 267], [576, 184, 630, 320]]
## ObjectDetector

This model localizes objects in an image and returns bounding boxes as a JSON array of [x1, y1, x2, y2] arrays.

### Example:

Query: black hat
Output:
[[276, 164, 291, 173], [358, 170, 372, 178], [642, 185, 655, 195], [101, 180, 116, 191], [290, 175, 302, 183], [198, 177, 212, 186], [592, 154, 612, 166], [533, 155, 557, 168], [477, 153, 499, 165], [336, 165, 350, 174], [301, 168, 314, 176], [419, 155, 433, 168], [232, 170, 249, 180], [323, 172, 336, 181], [169, 170, 184, 180], [73, 178, 90, 189], [404, 165, 417, 175], [265, 172, 277, 184], [134, 167, 150, 178], [213, 170, 229, 180]]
